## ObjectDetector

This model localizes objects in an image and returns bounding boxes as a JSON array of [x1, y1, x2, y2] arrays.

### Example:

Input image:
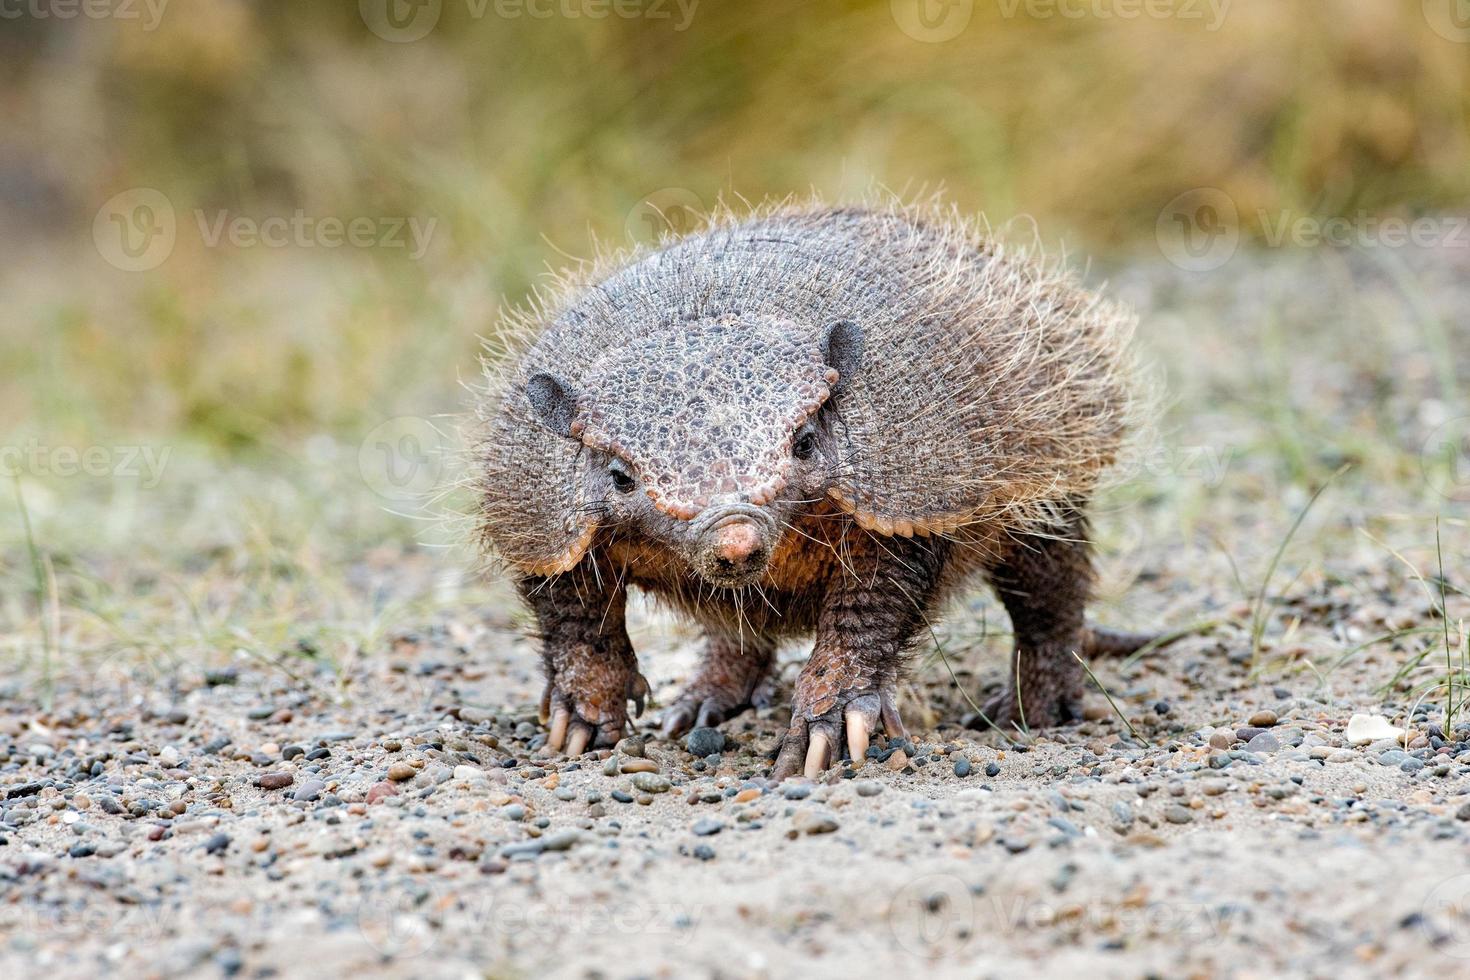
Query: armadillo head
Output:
[[525, 315, 863, 587]]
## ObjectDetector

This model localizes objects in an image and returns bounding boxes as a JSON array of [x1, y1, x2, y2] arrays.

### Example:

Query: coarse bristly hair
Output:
[[470, 192, 1154, 579]]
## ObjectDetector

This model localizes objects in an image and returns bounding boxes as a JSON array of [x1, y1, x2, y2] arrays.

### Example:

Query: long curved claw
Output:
[[628, 673, 650, 719], [772, 688, 905, 782], [804, 731, 832, 778], [880, 692, 906, 741], [661, 703, 696, 739], [845, 709, 870, 765], [771, 725, 809, 782], [695, 702, 727, 730], [548, 707, 571, 752], [660, 692, 741, 741], [565, 724, 591, 757]]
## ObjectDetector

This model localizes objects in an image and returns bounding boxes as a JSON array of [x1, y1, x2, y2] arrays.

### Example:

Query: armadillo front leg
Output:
[[770, 535, 949, 781], [519, 568, 650, 755]]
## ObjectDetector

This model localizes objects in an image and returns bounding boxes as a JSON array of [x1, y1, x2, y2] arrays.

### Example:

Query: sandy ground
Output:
[[3, 245, 1470, 979], [3, 569, 1470, 980]]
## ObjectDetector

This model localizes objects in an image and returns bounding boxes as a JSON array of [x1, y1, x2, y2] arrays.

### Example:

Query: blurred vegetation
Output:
[[2, 0, 1468, 448]]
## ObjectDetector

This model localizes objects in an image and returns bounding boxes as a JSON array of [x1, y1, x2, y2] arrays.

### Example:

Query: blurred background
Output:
[[4, 0, 1469, 447], [2, 0, 1468, 690]]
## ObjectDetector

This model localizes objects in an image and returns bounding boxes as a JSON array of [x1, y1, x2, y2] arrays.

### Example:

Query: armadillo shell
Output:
[[478, 204, 1136, 573]]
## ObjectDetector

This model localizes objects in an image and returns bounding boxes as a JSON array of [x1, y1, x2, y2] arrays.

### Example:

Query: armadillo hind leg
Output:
[[972, 513, 1094, 733], [660, 630, 778, 739]]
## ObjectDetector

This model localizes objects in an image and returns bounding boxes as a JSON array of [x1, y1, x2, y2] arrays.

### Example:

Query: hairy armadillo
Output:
[[476, 201, 1158, 779]]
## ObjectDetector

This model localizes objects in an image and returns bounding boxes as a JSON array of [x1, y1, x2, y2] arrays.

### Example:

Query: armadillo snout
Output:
[[697, 508, 775, 587]]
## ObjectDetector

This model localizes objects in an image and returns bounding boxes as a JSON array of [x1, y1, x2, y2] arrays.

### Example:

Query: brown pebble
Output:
[[887, 749, 910, 771], [620, 758, 659, 774], [387, 762, 416, 782], [1248, 710, 1278, 727], [255, 773, 293, 790], [366, 781, 399, 804], [733, 788, 761, 803]]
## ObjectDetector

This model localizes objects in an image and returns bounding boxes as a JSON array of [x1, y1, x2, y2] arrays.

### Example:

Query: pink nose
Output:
[[714, 522, 761, 563]]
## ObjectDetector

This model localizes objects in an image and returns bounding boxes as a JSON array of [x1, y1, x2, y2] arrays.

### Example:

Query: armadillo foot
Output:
[[539, 670, 650, 756], [660, 673, 777, 740], [770, 685, 906, 782]]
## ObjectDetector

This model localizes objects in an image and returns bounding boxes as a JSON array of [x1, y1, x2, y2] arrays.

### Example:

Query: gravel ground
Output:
[[3, 246, 1470, 979], [3, 581, 1470, 980]]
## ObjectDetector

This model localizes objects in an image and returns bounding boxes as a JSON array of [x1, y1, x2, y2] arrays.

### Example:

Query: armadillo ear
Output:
[[525, 372, 579, 438], [821, 320, 864, 390]]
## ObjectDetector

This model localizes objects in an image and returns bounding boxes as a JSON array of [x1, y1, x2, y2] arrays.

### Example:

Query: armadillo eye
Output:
[[792, 428, 818, 461], [608, 459, 636, 494]]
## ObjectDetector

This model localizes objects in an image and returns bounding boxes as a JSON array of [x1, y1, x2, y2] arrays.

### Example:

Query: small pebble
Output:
[[792, 811, 839, 835], [1245, 732, 1281, 755], [631, 773, 671, 794], [685, 728, 725, 757], [620, 758, 659, 774]]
